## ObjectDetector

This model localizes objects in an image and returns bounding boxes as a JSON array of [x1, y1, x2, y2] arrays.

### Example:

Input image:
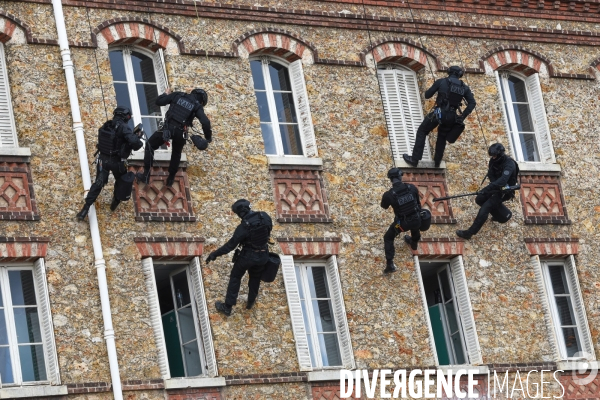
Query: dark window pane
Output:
[[250, 60, 266, 90], [14, 307, 42, 344], [563, 327, 582, 358], [9, 271, 36, 306], [19, 344, 47, 381], [279, 124, 303, 156], [255, 91, 271, 122], [108, 50, 127, 81], [312, 299, 336, 332], [319, 333, 342, 366], [260, 123, 277, 155], [451, 332, 466, 364], [555, 297, 576, 326], [309, 267, 329, 299], [512, 103, 534, 132], [182, 340, 202, 377], [273, 92, 298, 123], [520, 133, 539, 162], [508, 76, 528, 103], [136, 84, 161, 116], [0, 310, 8, 345], [445, 301, 460, 333], [548, 265, 568, 295], [439, 269, 453, 303], [131, 51, 157, 83], [0, 346, 13, 383], [172, 271, 191, 308], [141, 117, 162, 141], [113, 83, 132, 111], [177, 306, 197, 344], [268, 62, 292, 91]]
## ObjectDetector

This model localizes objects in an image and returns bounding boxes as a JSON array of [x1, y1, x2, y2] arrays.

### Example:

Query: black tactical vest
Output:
[[393, 184, 420, 219], [97, 120, 123, 157], [436, 77, 465, 110], [167, 94, 198, 127], [243, 212, 271, 249]]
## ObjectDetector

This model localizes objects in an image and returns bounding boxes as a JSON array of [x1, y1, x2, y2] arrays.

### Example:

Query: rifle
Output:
[[433, 184, 521, 202]]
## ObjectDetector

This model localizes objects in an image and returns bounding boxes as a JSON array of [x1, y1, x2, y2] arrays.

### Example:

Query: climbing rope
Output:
[[85, 6, 109, 121]]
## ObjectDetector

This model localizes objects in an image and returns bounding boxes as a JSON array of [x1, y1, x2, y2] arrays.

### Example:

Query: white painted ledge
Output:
[[308, 370, 346, 381], [557, 360, 600, 371], [394, 159, 446, 169], [436, 365, 489, 375], [164, 376, 226, 389], [267, 155, 323, 166], [129, 151, 186, 162], [0, 385, 68, 399], [517, 162, 561, 172], [0, 147, 31, 157]]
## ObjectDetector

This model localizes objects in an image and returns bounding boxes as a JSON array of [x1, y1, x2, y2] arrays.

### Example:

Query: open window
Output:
[[415, 257, 482, 366]]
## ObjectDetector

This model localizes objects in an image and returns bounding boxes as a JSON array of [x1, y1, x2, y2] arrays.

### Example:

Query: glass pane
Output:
[[300, 299, 311, 332], [280, 124, 303, 156], [549, 265, 569, 295], [130, 51, 157, 83], [319, 333, 342, 367], [512, 103, 534, 132], [177, 306, 197, 344], [273, 92, 298, 123], [310, 267, 329, 299], [312, 300, 336, 333], [250, 60, 266, 90], [268, 62, 292, 91], [520, 133, 539, 162], [19, 344, 47, 382], [141, 117, 162, 141], [295, 268, 305, 300], [255, 91, 272, 122], [555, 297, 576, 326], [182, 340, 202, 377], [108, 50, 127, 81], [307, 332, 317, 367], [563, 327, 582, 358], [136, 84, 161, 116], [0, 346, 13, 383], [508, 76, 528, 103], [451, 333, 466, 364], [0, 310, 8, 345], [9, 271, 37, 306], [439, 269, 453, 302], [171, 271, 191, 308], [260, 123, 277, 155], [14, 307, 43, 344], [113, 82, 132, 111], [445, 301, 460, 334]]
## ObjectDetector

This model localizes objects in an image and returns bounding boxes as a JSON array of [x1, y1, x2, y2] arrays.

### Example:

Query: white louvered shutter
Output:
[[450, 256, 482, 365], [0, 43, 17, 147], [494, 71, 517, 159], [289, 60, 317, 157], [564, 255, 596, 360], [414, 256, 439, 365], [153, 49, 169, 116], [325, 256, 355, 369], [525, 73, 555, 163], [189, 257, 218, 377], [378, 69, 430, 162], [141, 258, 171, 378], [281, 255, 312, 370], [33, 259, 60, 384], [530, 256, 560, 360]]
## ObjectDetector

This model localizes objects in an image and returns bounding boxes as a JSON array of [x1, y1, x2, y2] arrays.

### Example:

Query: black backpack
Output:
[[97, 120, 122, 156], [243, 212, 272, 249], [392, 184, 420, 219], [437, 78, 465, 125]]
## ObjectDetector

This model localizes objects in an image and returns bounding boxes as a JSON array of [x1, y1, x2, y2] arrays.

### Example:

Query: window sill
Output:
[[557, 360, 599, 371], [0, 385, 68, 398], [307, 370, 347, 382], [267, 155, 322, 167], [436, 365, 489, 375], [129, 152, 186, 162], [0, 147, 31, 157], [164, 376, 226, 389], [517, 162, 561, 172], [394, 159, 446, 169]]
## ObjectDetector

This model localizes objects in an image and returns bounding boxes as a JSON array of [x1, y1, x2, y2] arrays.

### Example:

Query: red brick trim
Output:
[[122, 379, 165, 391], [0, 10, 34, 44], [359, 37, 443, 72], [277, 238, 340, 257], [93, 17, 184, 53], [167, 387, 222, 399], [67, 382, 111, 394], [524, 237, 579, 256], [134, 237, 205, 260], [233, 28, 316, 62], [0, 237, 49, 262], [277, 237, 341, 242], [411, 238, 464, 258], [312, 382, 361, 399], [224, 372, 307, 385]]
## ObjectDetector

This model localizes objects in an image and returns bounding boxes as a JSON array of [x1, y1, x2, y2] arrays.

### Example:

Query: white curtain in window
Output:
[[0, 43, 18, 147]]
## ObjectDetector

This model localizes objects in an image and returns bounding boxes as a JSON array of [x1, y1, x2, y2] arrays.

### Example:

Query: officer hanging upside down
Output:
[[76, 106, 143, 221], [381, 168, 431, 273], [403, 66, 476, 168], [136, 87, 212, 187], [206, 199, 273, 316], [456, 143, 518, 240]]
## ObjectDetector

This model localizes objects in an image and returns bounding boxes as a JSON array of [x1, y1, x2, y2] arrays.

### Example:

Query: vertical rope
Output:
[[85, 6, 109, 121]]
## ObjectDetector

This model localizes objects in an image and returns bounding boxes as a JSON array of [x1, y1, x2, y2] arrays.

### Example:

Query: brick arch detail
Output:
[[480, 45, 553, 76], [359, 38, 442, 72], [233, 29, 316, 63], [0, 10, 31, 43], [93, 17, 184, 53]]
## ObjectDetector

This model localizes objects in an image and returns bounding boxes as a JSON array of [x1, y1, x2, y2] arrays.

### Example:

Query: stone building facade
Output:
[[0, 0, 598, 398]]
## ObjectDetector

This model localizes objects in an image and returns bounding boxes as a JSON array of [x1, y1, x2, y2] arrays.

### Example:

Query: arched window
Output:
[[377, 65, 431, 162], [108, 46, 166, 139]]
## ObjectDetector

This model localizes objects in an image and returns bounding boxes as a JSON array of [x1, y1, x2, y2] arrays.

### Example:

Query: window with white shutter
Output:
[[536, 256, 596, 360], [281, 256, 354, 370], [378, 65, 431, 162], [141, 258, 218, 379], [415, 257, 482, 366], [0, 43, 18, 148], [496, 71, 555, 163]]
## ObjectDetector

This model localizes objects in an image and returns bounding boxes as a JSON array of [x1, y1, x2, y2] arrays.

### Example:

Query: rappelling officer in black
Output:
[[403, 66, 476, 168], [206, 199, 273, 316], [456, 143, 518, 239], [381, 168, 423, 273], [136, 88, 212, 187], [76, 106, 143, 221]]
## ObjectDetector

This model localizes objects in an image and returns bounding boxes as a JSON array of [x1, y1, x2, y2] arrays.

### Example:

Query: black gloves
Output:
[[456, 115, 464, 125], [162, 129, 171, 142], [206, 252, 217, 264]]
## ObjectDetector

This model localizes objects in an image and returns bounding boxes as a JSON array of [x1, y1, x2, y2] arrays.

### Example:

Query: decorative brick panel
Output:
[[122, 379, 165, 391], [402, 169, 456, 224], [167, 387, 222, 400], [312, 382, 360, 400], [0, 237, 49, 262], [277, 237, 341, 258], [519, 173, 570, 224], [525, 237, 579, 257], [131, 165, 196, 222], [559, 373, 600, 399], [271, 168, 333, 223], [134, 237, 204, 260], [411, 238, 464, 258], [0, 159, 40, 221]]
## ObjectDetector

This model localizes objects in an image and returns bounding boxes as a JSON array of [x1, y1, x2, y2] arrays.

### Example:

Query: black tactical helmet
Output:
[[387, 168, 403, 181], [231, 199, 251, 216], [447, 65, 464, 78], [191, 88, 208, 106], [113, 106, 132, 120], [488, 143, 506, 157]]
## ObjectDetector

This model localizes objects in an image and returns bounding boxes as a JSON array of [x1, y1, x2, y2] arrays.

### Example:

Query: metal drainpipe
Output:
[[51, 1, 123, 398]]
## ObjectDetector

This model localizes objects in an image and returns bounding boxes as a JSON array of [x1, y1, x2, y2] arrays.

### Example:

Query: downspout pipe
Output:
[[51, 1, 123, 399]]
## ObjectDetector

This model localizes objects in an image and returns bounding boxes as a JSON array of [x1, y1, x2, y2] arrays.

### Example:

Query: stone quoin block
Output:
[[0, 159, 40, 221], [519, 173, 570, 224], [402, 170, 456, 224]]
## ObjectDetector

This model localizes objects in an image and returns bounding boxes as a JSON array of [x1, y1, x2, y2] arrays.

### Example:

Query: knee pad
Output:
[[491, 208, 512, 223]]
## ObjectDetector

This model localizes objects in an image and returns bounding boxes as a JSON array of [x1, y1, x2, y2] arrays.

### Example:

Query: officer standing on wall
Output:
[[136, 88, 212, 187], [76, 106, 143, 221], [381, 168, 424, 273], [456, 143, 518, 239], [403, 66, 476, 168], [206, 199, 273, 316]]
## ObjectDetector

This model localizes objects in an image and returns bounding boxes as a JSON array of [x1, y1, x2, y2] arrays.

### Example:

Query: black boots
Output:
[[76, 204, 90, 221], [384, 261, 397, 274], [215, 301, 232, 316], [404, 235, 419, 250], [166, 173, 175, 187], [246, 298, 256, 310], [110, 197, 121, 212], [136, 170, 150, 184], [456, 230, 473, 240], [403, 154, 418, 167]]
